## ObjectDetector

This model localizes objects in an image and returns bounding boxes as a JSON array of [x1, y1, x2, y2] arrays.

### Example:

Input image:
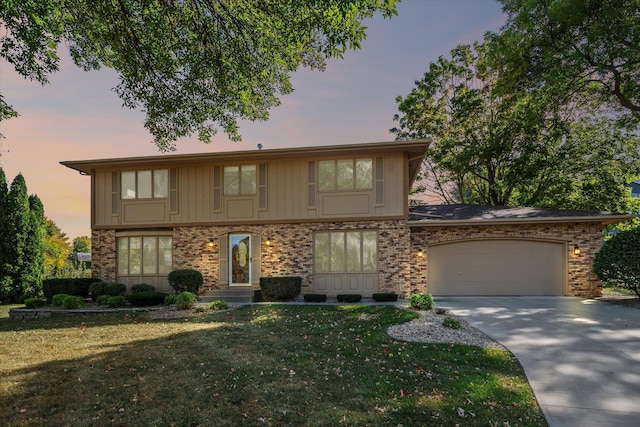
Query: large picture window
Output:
[[118, 235, 172, 275], [318, 158, 372, 192], [121, 169, 168, 199], [314, 230, 378, 273]]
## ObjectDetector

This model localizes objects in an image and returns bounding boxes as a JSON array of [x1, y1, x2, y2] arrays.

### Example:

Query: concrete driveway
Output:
[[435, 297, 640, 427]]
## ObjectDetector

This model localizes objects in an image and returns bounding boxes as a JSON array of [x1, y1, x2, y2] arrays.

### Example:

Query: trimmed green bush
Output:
[[259, 277, 302, 301], [435, 308, 447, 315], [372, 292, 398, 302], [209, 300, 229, 310], [96, 295, 110, 305], [107, 296, 126, 308], [61, 295, 85, 309], [168, 269, 203, 294], [52, 293, 72, 307], [304, 293, 327, 303], [104, 283, 126, 296], [129, 291, 168, 307], [164, 294, 177, 306], [175, 291, 196, 310], [442, 316, 462, 329], [43, 278, 102, 301], [88, 281, 107, 299], [130, 283, 155, 294], [24, 297, 48, 308], [337, 294, 362, 303], [410, 292, 434, 310], [594, 227, 640, 299]]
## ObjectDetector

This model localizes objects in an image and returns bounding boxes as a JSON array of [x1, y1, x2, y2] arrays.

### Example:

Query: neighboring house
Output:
[[61, 140, 633, 299], [627, 180, 640, 197]]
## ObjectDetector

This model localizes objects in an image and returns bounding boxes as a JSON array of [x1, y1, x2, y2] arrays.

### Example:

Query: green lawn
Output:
[[0, 305, 546, 426]]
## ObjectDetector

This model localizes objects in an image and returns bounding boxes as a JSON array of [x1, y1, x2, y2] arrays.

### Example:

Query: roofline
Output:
[[407, 214, 636, 227], [60, 139, 430, 175]]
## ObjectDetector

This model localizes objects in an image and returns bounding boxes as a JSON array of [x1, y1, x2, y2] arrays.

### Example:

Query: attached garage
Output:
[[427, 239, 565, 296], [409, 204, 635, 298]]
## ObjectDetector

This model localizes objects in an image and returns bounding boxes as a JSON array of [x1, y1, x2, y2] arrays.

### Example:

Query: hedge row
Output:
[[43, 278, 102, 301]]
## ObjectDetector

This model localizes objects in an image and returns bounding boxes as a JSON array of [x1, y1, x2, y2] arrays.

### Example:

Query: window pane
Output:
[[158, 236, 173, 274], [138, 170, 152, 199], [224, 166, 239, 195], [318, 160, 335, 191], [362, 231, 378, 272], [355, 159, 373, 189], [330, 232, 345, 272], [337, 159, 354, 190], [121, 171, 136, 199], [314, 233, 330, 272], [241, 165, 256, 194], [154, 169, 168, 198], [129, 237, 141, 274], [118, 237, 129, 274], [346, 232, 361, 272], [142, 236, 157, 274]]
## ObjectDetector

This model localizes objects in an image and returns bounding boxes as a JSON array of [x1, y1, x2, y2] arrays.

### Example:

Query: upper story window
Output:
[[318, 158, 372, 192], [224, 165, 256, 195], [121, 169, 168, 199]]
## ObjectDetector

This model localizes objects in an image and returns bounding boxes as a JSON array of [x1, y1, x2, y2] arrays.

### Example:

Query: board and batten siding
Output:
[[91, 153, 407, 228]]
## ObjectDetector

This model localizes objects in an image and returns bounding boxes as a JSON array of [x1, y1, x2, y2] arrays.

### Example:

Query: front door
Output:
[[230, 234, 251, 285]]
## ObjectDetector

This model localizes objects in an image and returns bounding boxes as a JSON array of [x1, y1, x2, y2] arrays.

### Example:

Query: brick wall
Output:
[[91, 220, 412, 296], [409, 222, 604, 297]]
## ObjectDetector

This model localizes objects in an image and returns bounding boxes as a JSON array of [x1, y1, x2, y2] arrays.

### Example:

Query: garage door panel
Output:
[[428, 240, 564, 296]]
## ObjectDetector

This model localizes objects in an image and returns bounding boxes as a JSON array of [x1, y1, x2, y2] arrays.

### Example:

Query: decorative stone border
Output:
[[9, 306, 165, 320]]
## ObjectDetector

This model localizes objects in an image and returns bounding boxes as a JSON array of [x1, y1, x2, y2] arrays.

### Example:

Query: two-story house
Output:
[[62, 140, 633, 298]]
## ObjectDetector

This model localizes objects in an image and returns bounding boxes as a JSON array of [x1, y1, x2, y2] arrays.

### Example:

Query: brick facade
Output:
[[91, 220, 604, 298]]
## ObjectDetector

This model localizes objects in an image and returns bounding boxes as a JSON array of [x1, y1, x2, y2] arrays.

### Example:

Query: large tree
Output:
[[491, 0, 640, 121], [72, 236, 91, 253], [42, 218, 72, 278], [1, 0, 397, 150], [391, 42, 640, 210]]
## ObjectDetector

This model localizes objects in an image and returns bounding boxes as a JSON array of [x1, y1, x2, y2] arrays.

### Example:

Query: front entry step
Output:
[[200, 287, 255, 304]]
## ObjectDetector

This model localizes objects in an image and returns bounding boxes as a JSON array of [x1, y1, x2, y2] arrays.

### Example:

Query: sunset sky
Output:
[[0, 0, 505, 240]]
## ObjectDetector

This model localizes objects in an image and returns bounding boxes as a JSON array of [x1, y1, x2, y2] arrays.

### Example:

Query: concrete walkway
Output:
[[435, 297, 640, 427]]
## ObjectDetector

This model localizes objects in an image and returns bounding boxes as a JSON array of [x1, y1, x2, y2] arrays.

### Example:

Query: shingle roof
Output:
[[408, 204, 635, 225]]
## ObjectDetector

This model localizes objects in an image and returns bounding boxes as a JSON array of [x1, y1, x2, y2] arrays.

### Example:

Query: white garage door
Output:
[[428, 240, 565, 296]]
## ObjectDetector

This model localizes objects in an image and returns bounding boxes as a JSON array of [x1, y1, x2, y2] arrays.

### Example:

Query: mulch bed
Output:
[[597, 295, 640, 309]]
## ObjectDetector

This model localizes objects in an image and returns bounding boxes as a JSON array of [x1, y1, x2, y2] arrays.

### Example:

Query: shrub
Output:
[[209, 300, 229, 310], [594, 227, 640, 299], [52, 293, 73, 307], [164, 294, 178, 306], [372, 292, 398, 302], [96, 295, 110, 305], [337, 294, 362, 303], [104, 283, 126, 296], [107, 296, 126, 308], [168, 269, 203, 294], [130, 283, 155, 294], [24, 297, 48, 309], [304, 293, 327, 303], [194, 306, 206, 313], [442, 316, 462, 329], [175, 291, 196, 310], [128, 291, 168, 307], [61, 295, 85, 309], [43, 278, 102, 301], [435, 308, 447, 315], [88, 281, 107, 298], [410, 293, 434, 310], [259, 277, 302, 301]]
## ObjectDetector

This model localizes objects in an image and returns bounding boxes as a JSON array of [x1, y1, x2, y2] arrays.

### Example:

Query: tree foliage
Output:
[[0, 169, 47, 302], [72, 236, 91, 253], [491, 0, 640, 121], [391, 42, 640, 211], [1, 0, 398, 150], [594, 224, 640, 299], [42, 217, 72, 278]]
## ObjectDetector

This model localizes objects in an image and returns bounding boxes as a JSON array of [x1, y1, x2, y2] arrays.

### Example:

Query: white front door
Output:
[[229, 234, 251, 285]]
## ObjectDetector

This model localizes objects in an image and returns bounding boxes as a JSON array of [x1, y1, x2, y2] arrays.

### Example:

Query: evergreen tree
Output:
[[23, 195, 45, 297], [2, 174, 30, 302], [0, 168, 9, 301]]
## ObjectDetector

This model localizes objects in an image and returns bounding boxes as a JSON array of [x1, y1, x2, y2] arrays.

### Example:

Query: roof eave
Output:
[[407, 214, 636, 227]]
